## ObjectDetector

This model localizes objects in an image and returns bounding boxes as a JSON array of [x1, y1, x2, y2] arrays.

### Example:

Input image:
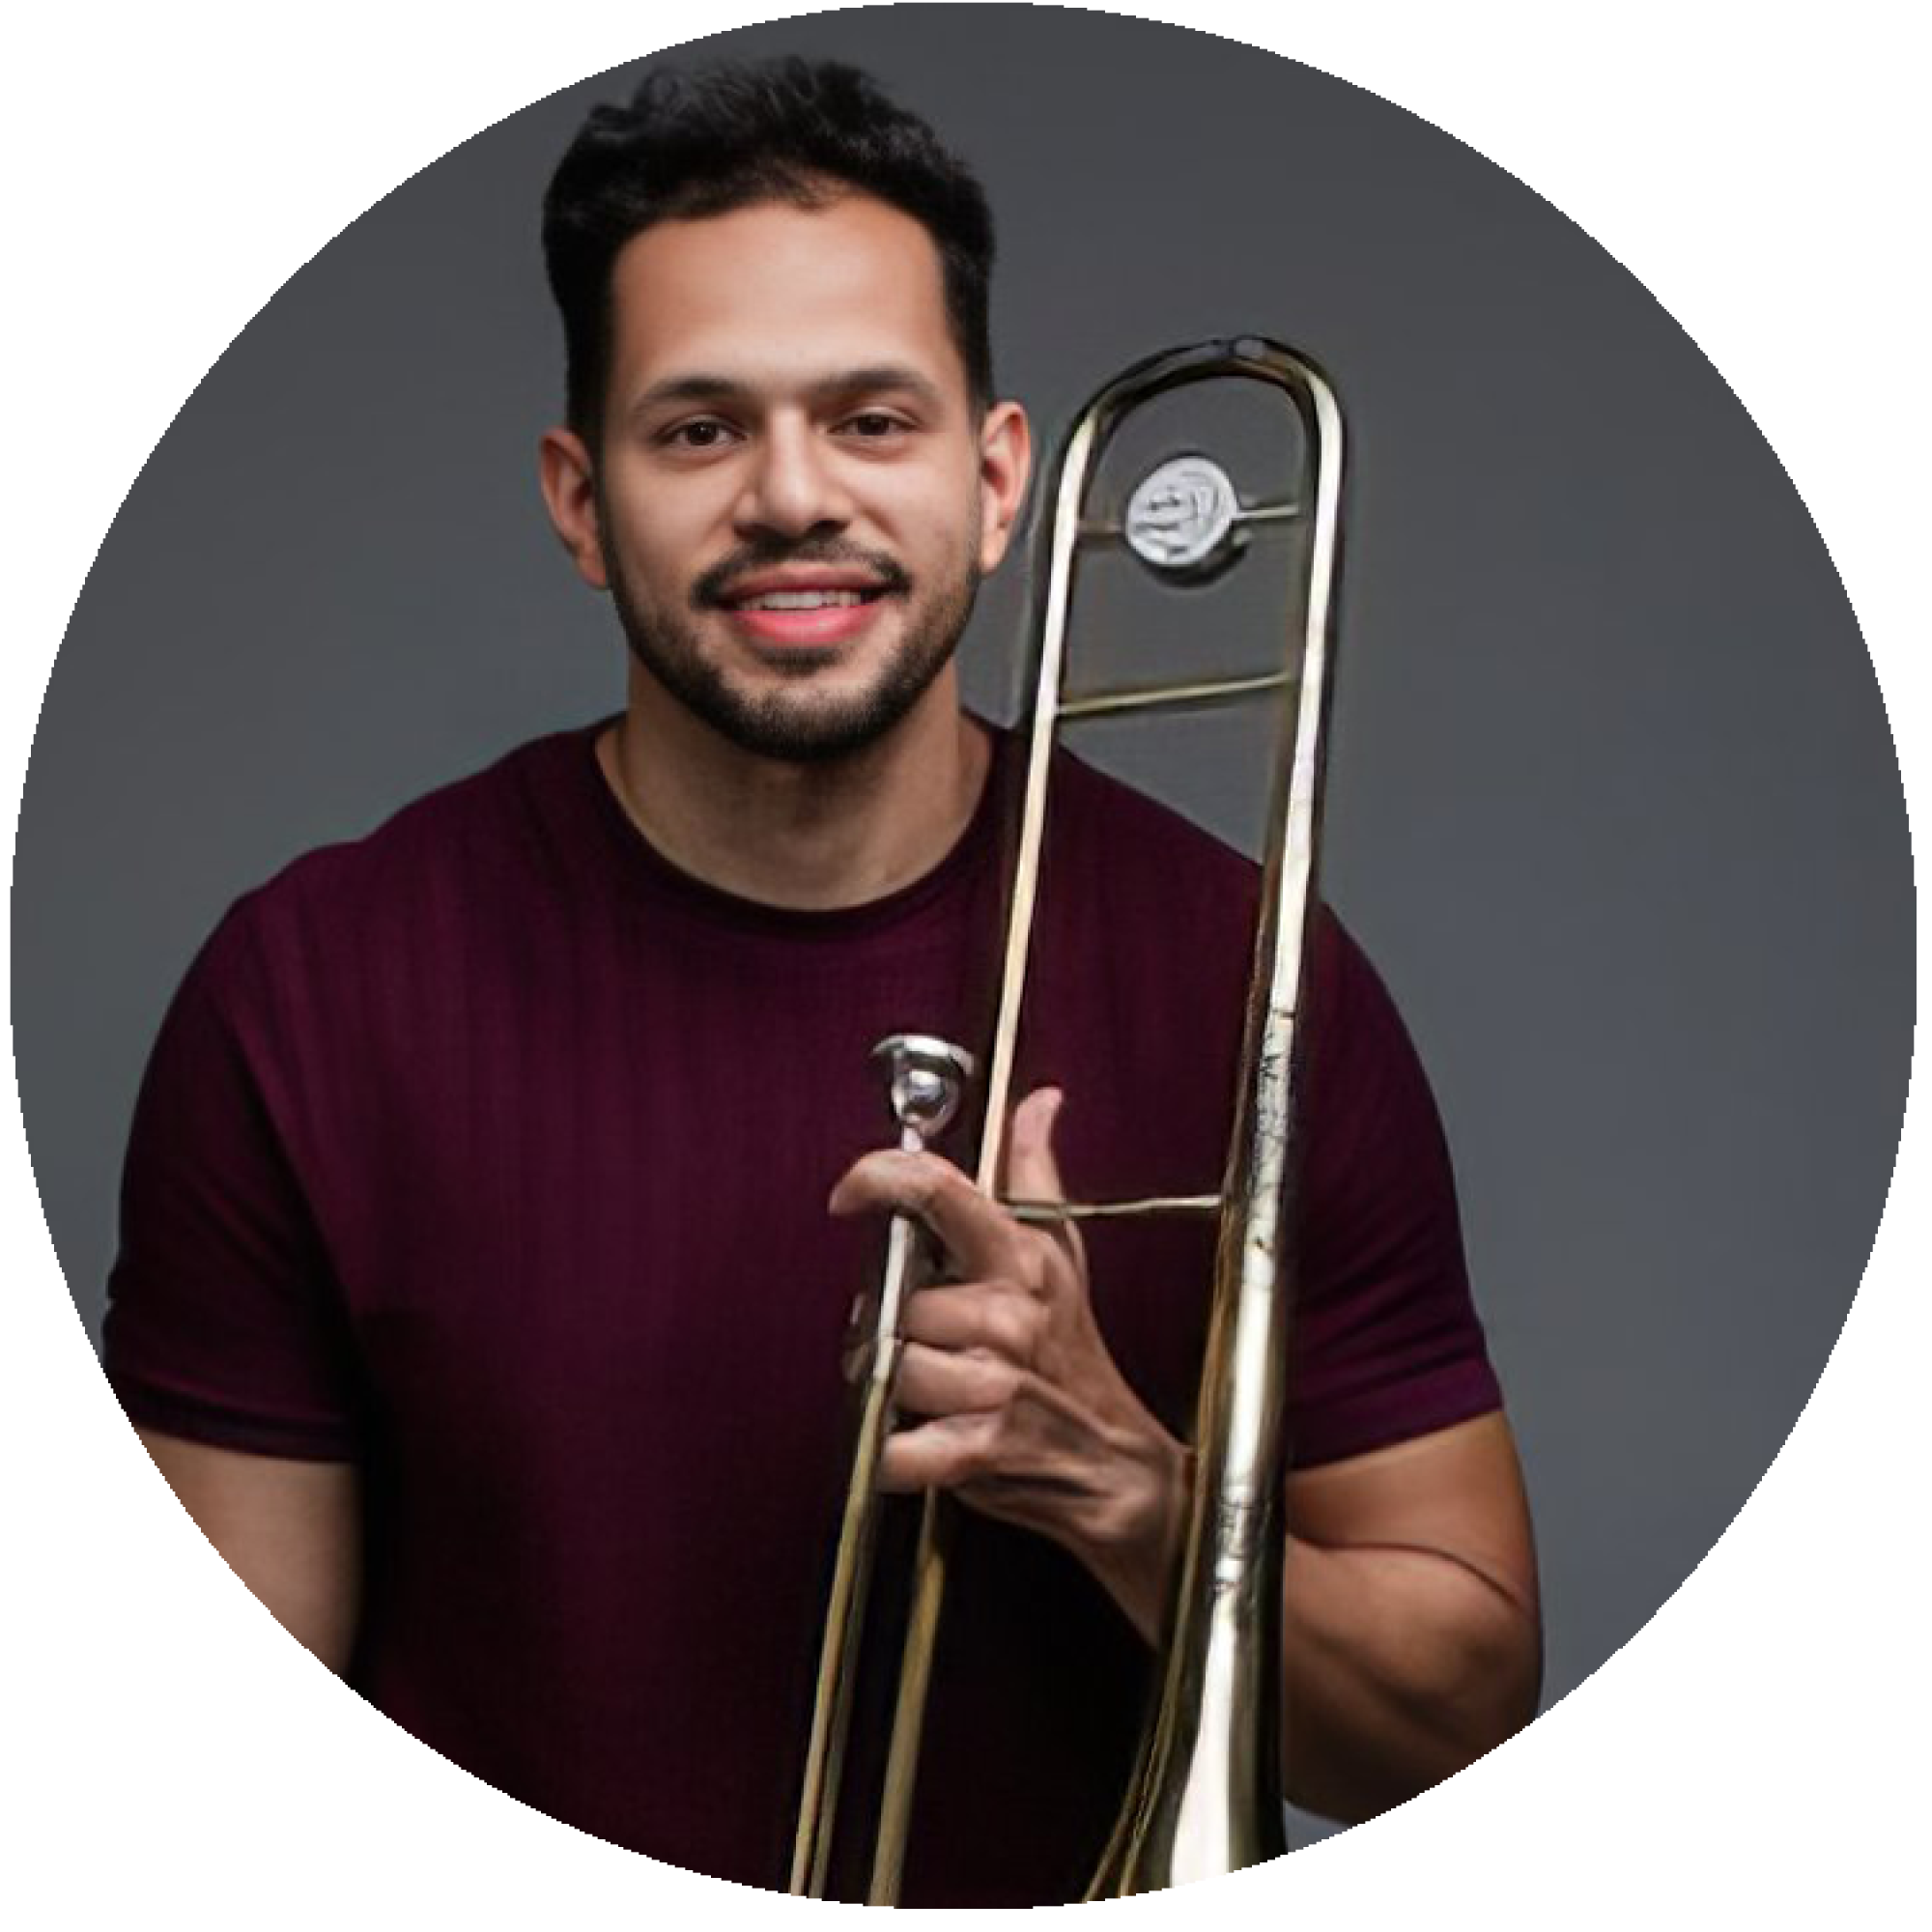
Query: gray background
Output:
[[11, 3, 1913, 1841]]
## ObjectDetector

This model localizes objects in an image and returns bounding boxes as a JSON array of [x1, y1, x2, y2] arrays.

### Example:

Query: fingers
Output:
[[886, 1289, 1063, 1493], [878, 1410, 994, 1495], [893, 1339, 1023, 1419], [832, 1083, 1179, 1605], [829, 1084, 1081, 1284], [899, 1282, 1047, 1362], [829, 1149, 1034, 1284], [877, 1389, 1106, 1528], [1003, 1086, 1066, 1204], [1004, 1086, 1087, 1275], [845, 1275, 1045, 1403]]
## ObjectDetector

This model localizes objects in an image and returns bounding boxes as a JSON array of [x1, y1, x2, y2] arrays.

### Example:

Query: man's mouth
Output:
[[731, 587, 878, 612], [723, 580, 893, 649]]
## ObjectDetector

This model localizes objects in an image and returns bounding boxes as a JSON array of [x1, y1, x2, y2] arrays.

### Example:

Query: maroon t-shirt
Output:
[[104, 719, 1498, 1904]]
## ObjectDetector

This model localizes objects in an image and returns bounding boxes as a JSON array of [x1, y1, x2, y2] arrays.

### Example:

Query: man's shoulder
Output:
[[216, 723, 594, 961]]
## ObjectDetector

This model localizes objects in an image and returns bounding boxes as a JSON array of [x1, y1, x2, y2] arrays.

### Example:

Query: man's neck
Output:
[[597, 671, 991, 911]]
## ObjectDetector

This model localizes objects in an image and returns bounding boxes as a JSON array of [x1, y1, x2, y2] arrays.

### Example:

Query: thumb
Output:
[[1005, 1086, 1068, 1205]]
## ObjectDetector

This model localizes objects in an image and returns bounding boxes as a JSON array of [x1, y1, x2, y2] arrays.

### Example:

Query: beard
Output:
[[604, 526, 983, 765]]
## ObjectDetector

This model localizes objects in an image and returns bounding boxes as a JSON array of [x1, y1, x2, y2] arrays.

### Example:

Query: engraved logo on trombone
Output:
[[1124, 455, 1240, 575]]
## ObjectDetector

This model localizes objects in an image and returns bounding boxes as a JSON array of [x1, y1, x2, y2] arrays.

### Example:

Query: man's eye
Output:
[[843, 412, 907, 439], [665, 420, 736, 449]]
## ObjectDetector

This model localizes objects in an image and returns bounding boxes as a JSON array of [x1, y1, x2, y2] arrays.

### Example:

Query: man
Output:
[[104, 58, 1539, 1904]]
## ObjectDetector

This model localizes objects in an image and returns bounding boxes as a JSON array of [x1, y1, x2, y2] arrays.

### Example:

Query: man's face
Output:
[[558, 193, 1028, 763]]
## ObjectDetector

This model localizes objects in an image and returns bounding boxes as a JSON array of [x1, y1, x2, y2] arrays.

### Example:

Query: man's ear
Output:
[[976, 400, 1033, 575], [538, 428, 609, 590]]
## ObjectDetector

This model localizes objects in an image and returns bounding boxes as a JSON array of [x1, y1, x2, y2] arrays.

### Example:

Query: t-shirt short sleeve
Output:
[[102, 901, 362, 1461], [1288, 913, 1502, 1467]]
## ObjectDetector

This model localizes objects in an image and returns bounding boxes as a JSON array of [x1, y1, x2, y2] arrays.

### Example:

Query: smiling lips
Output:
[[717, 573, 895, 649]]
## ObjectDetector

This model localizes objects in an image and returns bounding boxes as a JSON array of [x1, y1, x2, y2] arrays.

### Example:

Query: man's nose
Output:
[[734, 420, 852, 540]]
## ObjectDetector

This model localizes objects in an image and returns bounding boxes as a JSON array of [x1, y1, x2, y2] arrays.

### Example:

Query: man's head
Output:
[[543, 59, 998, 446], [537, 59, 1029, 764]]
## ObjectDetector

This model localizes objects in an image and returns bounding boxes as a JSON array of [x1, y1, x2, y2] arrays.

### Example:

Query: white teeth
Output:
[[741, 589, 867, 611]]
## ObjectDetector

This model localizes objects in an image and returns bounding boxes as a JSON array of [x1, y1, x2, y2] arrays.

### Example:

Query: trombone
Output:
[[790, 337, 1347, 1902]]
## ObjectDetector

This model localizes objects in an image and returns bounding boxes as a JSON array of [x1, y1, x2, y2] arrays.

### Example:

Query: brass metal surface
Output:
[[788, 338, 1348, 1902]]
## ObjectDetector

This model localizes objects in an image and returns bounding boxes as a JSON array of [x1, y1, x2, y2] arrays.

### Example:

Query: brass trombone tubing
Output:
[[894, 339, 1342, 1901], [786, 1124, 930, 1897], [1057, 670, 1291, 723], [790, 337, 1347, 1902], [1090, 343, 1344, 1894], [1006, 1193, 1221, 1225]]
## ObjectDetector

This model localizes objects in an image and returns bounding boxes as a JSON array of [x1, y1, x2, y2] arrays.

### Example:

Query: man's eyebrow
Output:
[[628, 365, 947, 417]]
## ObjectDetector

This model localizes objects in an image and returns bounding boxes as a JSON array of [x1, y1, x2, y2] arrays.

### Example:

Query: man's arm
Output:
[[1281, 1409, 1541, 1821], [831, 1089, 1541, 1816], [135, 1429, 362, 1674]]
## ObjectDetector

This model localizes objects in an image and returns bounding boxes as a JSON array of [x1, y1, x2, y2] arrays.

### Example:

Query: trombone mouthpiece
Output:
[[872, 1034, 975, 1143]]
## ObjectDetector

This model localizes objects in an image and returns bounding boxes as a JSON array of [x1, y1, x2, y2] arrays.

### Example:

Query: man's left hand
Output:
[[829, 1087, 1188, 1644]]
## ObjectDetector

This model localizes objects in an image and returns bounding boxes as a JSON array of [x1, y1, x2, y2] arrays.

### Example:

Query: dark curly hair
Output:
[[542, 58, 997, 441]]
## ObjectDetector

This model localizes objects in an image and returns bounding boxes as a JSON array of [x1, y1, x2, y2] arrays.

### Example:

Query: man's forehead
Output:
[[605, 193, 965, 395]]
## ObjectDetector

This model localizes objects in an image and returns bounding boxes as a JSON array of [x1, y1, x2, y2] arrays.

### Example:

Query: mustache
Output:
[[692, 540, 913, 610]]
